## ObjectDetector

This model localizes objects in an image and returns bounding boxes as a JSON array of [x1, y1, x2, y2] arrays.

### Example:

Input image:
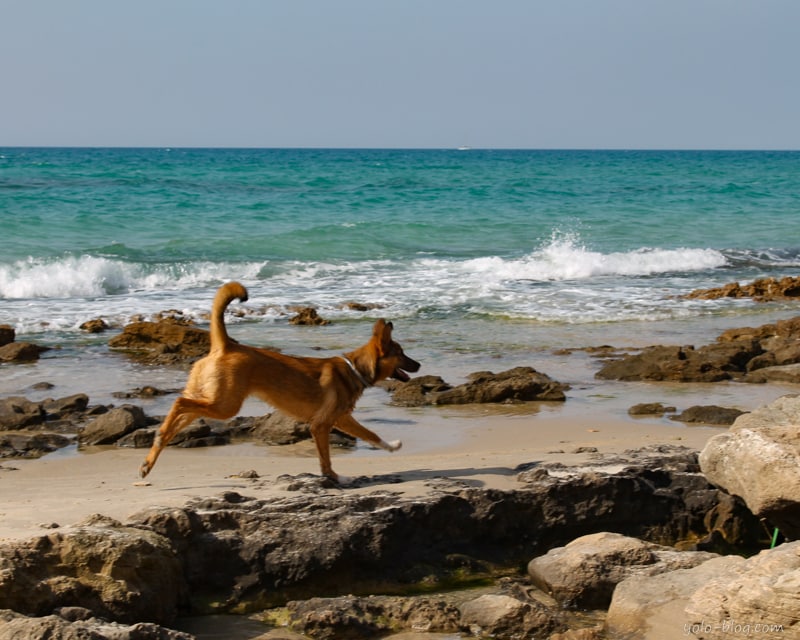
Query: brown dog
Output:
[[139, 281, 420, 483]]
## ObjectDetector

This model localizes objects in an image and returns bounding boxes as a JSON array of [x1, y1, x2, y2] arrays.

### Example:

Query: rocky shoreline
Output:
[[1, 289, 799, 639]]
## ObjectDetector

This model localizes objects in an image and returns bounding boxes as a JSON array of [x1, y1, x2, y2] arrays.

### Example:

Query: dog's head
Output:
[[369, 319, 420, 383]]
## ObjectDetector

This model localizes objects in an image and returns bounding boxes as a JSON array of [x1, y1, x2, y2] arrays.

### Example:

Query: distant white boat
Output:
[[457, 146, 472, 151]]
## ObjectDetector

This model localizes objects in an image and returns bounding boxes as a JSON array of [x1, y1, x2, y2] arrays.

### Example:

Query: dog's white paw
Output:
[[386, 439, 402, 452]]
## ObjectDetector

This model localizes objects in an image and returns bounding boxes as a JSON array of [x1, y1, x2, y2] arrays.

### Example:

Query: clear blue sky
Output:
[[2, 0, 799, 149]]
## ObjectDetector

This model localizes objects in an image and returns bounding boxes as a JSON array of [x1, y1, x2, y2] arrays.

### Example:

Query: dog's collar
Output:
[[338, 356, 372, 388]]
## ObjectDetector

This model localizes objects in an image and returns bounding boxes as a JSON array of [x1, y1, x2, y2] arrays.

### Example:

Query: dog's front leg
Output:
[[334, 414, 402, 453]]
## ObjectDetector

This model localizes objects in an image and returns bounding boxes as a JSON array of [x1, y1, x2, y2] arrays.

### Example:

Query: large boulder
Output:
[[606, 541, 800, 640], [699, 394, 800, 540], [684, 541, 800, 639], [0, 397, 46, 430], [0, 515, 186, 625], [604, 555, 743, 639], [0, 342, 50, 362], [527, 532, 718, 609]]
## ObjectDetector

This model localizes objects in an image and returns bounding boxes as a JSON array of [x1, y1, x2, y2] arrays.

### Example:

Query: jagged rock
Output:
[[606, 541, 800, 640], [79, 405, 147, 445], [0, 341, 50, 362], [0, 610, 195, 640], [670, 405, 746, 426], [527, 532, 718, 609], [0, 515, 186, 625], [126, 451, 763, 613], [596, 341, 763, 382], [289, 307, 329, 326], [459, 593, 564, 639], [0, 397, 46, 430], [699, 395, 800, 539], [687, 276, 800, 301], [108, 319, 211, 365], [0, 325, 14, 347], [392, 367, 567, 406]]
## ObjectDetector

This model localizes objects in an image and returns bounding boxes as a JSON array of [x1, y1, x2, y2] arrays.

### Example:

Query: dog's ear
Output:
[[372, 319, 394, 352]]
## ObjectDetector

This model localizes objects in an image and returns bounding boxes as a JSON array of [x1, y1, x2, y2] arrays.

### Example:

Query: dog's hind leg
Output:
[[334, 414, 402, 453], [139, 396, 240, 478]]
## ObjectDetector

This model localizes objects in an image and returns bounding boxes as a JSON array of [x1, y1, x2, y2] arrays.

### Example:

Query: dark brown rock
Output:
[[0, 325, 14, 347], [687, 276, 800, 301], [79, 405, 147, 445], [79, 318, 109, 333], [392, 368, 567, 406], [628, 403, 676, 416], [0, 342, 50, 362], [108, 319, 211, 365], [0, 611, 195, 640], [0, 432, 72, 459], [0, 397, 46, 430], [289, 307, 330, 326], [670, 405, 747, 426]]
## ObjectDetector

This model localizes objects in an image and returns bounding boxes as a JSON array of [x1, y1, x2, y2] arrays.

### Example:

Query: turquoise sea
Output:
[[2, 147, 800, 412]]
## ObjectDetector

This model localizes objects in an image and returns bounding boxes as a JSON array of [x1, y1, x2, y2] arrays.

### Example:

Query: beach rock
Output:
[[459, 593, 564, 639], [108, 319, 211, 365], [0, 325, 14, 347], [627, 402, 676, 416], [391, 367, 567, 406], [0, 397, 46, 429], [596, 315, 800, 383], [125, 449, 763, 613], [289, 307, 330, 325], [250, 412, 313, 445], [0, 431, 72, 458], [699, 395, 800, 539], [0, 610, 196, 640], [670, 405, 746, 425], [595, 341, 763, 382], [687, 275, 800, 301], [744, 362, 800, 383], [527, 532, 718, 609], [684, 541, 800, 639], [79, 405, 147, 445], [0, 341, 50, 362], [43, 393, 90, 417], [388, 375, 453, 406], [604, 555, 742, 639], [0, 515, 186, 625], [605, 541, 800, 639], [285, 594, 462, 639], [80, 318, 110, 333]]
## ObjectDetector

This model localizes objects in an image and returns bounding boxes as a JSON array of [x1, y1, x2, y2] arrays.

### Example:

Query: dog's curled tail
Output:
[[210, 281, 249, 349]]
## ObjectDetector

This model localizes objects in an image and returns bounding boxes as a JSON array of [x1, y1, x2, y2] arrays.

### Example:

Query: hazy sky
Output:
[[2, 1, 799, 149]]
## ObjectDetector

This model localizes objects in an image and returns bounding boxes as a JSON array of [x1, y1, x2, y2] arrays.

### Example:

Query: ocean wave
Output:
[[0, 255, 267, 300], [454, 238, 729, 281]]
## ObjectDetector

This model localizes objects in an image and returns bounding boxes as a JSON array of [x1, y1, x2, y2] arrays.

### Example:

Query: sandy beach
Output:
[[0, 403, 729, 543]]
